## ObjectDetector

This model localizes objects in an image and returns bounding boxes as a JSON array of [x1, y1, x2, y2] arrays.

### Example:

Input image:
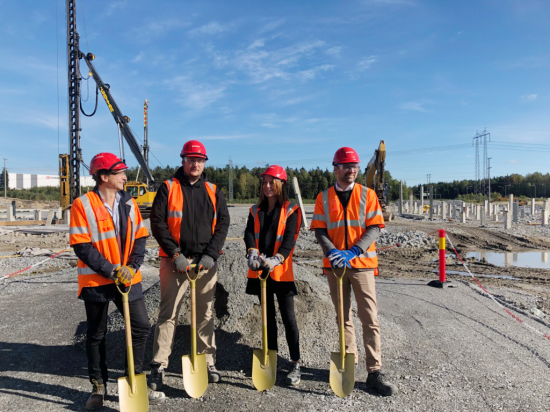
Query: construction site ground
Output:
[[1, 205, 549, 411]]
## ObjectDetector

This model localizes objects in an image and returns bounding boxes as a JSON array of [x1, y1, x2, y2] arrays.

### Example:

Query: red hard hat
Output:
[[333, 147, 360, 165], [181, 140, 208, 160], [261, 165, 287, 182], [89, 153, 128, 175]]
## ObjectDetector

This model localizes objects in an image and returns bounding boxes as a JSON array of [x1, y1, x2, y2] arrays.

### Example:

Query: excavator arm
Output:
[[364, 140, 392, 221]]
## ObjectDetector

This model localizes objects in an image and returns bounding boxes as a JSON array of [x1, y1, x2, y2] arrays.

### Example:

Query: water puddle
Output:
[[465, 250, 550, 270]]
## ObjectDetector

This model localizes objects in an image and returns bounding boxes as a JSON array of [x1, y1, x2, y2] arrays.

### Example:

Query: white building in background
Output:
[[7, 173, 95, 190]]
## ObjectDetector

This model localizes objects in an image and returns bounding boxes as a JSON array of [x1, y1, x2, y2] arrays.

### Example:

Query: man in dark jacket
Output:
[[148, 140, 230, 393], [70, 152, 165, 410]]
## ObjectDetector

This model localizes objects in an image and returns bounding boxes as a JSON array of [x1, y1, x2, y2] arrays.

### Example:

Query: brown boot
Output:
[[85, 379, 106, 411]]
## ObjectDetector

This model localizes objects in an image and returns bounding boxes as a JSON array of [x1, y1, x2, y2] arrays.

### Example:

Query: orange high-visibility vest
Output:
[[158, 178, 217, 257], [69, 192, 149, 296], [310, 184, 384, 269], [247, 201, 302, 282]]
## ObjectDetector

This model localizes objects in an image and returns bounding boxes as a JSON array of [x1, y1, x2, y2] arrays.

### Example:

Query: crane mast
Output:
[[66, 0, 82, 204]]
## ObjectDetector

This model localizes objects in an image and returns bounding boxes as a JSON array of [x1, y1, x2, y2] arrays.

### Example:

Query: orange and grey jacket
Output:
[[70, 189, 149, 297], [246, 201, 302, 282], [310, 184, 385, 269]]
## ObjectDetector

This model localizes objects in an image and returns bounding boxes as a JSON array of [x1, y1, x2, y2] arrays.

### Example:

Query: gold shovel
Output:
[[329, 267, 355, 398], [252, 269, 277, 391], [117, 281, 149, 412], [181, 265, 209, 399]]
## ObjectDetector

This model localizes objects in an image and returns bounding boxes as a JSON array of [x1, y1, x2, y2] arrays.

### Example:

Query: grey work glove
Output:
[[247, 248, 261, 271], [173, 253, 191, 274], [114, 265, 135, 285], [194, 255, 214, 272], [259, 253, 284, 272]]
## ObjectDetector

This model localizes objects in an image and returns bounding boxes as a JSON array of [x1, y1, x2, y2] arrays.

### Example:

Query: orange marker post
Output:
[[438, 229, 446, 283]]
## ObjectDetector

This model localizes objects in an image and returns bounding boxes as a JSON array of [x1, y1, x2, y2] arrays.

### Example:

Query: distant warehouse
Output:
[[8, 173, 95, 190]]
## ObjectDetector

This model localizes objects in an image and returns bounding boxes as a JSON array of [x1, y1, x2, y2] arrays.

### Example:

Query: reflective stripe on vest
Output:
[[70, 192, 145, 296], [247, 201, 302, 282], [316, 184, 383, 269], [159, 178, 218, 257]]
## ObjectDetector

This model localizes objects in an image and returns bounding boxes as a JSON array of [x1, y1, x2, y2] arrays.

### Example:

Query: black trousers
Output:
[[84, 296, 150, 384], [259, 291, 300, 362]]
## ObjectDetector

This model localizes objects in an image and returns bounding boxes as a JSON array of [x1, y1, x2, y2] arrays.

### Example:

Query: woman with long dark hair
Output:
[[244, 165, 303, 385]]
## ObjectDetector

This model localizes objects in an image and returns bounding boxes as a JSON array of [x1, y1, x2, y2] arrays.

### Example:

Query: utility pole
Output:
[[2, 158, 6, 197], [472, 132, 480, 195], [473, 129, 490, 197], [228, 157, 233, 202], [426, 174, 431, 184], [143, 99, 149, 186]]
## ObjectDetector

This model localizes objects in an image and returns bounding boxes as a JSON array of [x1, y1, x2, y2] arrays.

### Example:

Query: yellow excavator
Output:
[[124, 181, 155, 218], [364, 140, 392, 221]]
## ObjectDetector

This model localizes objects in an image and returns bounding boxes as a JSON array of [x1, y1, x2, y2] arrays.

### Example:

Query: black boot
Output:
[[366, 371, 398, 396], [148, 364, 165, 391], [85, 379, 106, 411], [285, 362, 301, 386]]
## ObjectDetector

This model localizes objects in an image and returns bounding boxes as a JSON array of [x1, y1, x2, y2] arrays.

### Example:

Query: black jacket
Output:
[[73, 187, 147, 302], [150, 168, 230, 260], [243, 201, 299, 260]]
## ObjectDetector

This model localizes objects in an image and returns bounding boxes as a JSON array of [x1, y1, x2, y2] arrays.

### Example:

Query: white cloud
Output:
[[399, 100, 434, 113], [357, 55, 377, 71], [296, 65, 334, 81], [520, 94, 537, 102], [508, 159, 519, 164], [189, 21, 230, 36], [167, 77, 226, 110], [259, 19, 286, 34], [132, 52, 145, 63], [326, 46, 343, 56], [248, 39, 265, 50], [106, 1, 127, 16]]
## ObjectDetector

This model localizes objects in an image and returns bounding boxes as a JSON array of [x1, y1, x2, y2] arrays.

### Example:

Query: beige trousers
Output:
[[152, 257, 217, 368], [326, 267, 382, 372]]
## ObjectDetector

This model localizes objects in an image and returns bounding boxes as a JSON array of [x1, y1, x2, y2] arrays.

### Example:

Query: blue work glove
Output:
[[339, 246, 362, 268], [327, 249, 346, 268]]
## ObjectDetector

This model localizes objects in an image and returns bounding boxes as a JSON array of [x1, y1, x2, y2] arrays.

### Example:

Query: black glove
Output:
[[173, 253, 190, 274], [259, 253, 284, 272], [114, 265, 134, 285], [194, 255, 214, 272], [247, 248, 261, 270]]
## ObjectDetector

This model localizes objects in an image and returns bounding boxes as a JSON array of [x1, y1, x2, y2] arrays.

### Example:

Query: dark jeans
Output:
[[84, 296, 150, 384], [259, 291, 300, 362]]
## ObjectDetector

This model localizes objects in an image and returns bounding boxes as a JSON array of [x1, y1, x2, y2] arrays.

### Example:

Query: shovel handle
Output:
[[116, 281, 137, 394], [260, 276, 269, 366], [330, 267, 347, 371]]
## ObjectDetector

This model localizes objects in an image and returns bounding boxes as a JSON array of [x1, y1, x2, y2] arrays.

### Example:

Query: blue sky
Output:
[[1, 0, 550, 186]]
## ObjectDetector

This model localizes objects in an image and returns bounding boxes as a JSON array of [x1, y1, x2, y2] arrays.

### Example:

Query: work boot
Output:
[[148, 387, 166, 404], [148, 365, 165, 391], [366, 371, 398, 396], [207, 365, 221, 383], [85, 379, 105, 411], [285, 362, 301, 386]]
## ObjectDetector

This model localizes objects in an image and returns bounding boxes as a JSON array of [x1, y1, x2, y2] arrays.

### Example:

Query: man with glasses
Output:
[[310, 146, 397, 396], [148, 140, 230, 394]]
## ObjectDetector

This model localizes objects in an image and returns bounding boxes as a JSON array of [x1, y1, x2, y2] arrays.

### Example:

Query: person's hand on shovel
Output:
[[247, 248, 261, 270], [259, 253, 284, 272], [172, 251, 191, 274], [194, 255, 214, 273], [113, 265, 135, 286]]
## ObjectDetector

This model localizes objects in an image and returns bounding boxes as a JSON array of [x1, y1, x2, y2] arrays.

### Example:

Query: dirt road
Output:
[[0, 205, 549, 411]]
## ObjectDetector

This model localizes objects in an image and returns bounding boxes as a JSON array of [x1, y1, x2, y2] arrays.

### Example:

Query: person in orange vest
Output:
[[244, 165, 303, 385], [148, 140, 230, 393], [70, 153, 165, 410], [310, 147, 397, 396]]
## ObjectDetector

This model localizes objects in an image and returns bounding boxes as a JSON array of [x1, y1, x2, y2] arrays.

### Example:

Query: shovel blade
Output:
[[118, 373, 149, 412], [182, 354, 208, 399], [252, 348, 277, 391], [329, 352, 355, 398]]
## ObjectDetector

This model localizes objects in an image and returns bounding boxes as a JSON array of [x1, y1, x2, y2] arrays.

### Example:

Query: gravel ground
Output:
[[0, 205, 549, 411]]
